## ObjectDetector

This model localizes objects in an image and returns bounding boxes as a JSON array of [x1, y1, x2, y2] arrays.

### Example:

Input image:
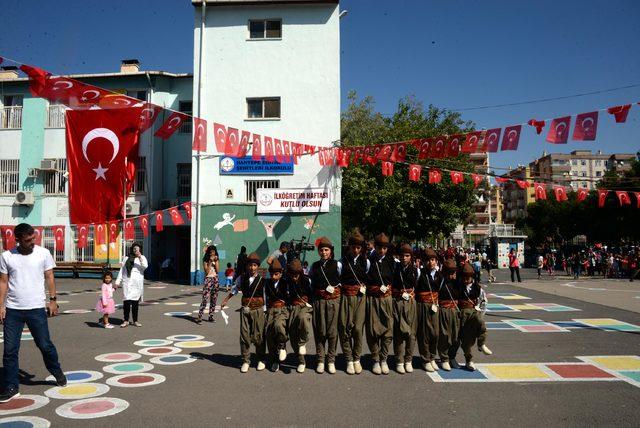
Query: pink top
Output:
[[101, 282, 114, 306], [508, 253, 520, 268]]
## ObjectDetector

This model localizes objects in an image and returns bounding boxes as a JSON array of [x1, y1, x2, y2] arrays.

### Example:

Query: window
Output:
[[0, 159, 19, 195], [246, 97, 280, 119], [134, 156, 146, 193], [596, 171, 602, 177], [179, 101, 192, 134], [582, 182, 588, 188], [44, 228, 64, 262], [249, 19, 281, 39], [595, 160, 602, 166], [126, 90, 148, 101], [245, 179, 279, 203], [1, 95, 23, 129], [42, 158, 67, 195], [581, 172, 586, 177], [72, 225, 94, 262], [46, 103, 66, 128], [581, 160, 586, 166], [177, 163, 191, 198]]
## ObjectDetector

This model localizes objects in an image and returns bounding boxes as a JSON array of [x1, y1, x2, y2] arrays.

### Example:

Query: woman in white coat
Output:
[[116, 243, 148, 327]]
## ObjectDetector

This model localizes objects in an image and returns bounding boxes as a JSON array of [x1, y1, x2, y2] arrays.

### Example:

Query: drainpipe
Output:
[[145, 71, 154, 271], [193, 0, 206, 284]]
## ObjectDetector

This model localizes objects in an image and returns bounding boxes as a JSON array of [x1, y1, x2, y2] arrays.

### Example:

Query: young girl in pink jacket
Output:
[[96, 272, 116, 328]]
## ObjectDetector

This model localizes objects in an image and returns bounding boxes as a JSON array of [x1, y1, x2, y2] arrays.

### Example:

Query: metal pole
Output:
[[193, 0, 206, 285]]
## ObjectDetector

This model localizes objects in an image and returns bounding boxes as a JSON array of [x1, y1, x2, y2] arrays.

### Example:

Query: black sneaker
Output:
[[0, 387, 20, 403], [53, 372, 67, 387]]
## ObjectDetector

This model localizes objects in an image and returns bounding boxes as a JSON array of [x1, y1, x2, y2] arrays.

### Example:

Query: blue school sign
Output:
[[219, 156, 294, 175]]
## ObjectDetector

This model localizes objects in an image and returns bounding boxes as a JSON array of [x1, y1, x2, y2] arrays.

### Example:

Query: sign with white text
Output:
[[256, 188, 331, 213]]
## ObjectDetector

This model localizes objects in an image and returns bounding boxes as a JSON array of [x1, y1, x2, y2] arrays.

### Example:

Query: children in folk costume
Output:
[[415, 248, 441, 372], [338, 230, 370, 375], [391, 244, 419, 374], [366, 233, 396, 375], [437, 259, 461, 371], [458, 263, 492, 370], [235, 252, 267, 373], [286, 259, 314, 373], [309, 237, 342, 374], [264, 259, 289, 372]]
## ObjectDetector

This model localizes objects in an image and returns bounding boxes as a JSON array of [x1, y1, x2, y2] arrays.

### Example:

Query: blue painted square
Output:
[[486, 303, 518, 312], [510, 319, 547, 326], [542, 305, 579, 312], [552, 321, 588, 329], [438, 368, 487, 380], [619, 371, 640, 382], [486, 322, 516, 330]]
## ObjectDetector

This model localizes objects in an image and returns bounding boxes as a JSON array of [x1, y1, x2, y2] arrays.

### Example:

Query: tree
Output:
[[340, 92, 478, 243]]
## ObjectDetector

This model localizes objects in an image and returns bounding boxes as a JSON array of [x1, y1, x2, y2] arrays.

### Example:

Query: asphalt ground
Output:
[[1, 268, 638, 427]]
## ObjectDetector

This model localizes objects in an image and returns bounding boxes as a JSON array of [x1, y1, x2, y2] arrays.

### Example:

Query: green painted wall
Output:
[[198, 204, 341, 275], [18, 97, 47, 224]]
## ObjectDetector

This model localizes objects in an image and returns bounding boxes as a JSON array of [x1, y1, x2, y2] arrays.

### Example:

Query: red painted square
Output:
[[522, 325, 563, 332], [546, 364, 615, 379]]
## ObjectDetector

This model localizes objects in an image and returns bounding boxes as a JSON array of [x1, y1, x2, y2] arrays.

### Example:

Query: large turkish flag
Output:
[[66, 108, 142, 224]]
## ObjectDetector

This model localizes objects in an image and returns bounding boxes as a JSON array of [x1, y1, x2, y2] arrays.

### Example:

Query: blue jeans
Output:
[[3, 308, 62, 389]]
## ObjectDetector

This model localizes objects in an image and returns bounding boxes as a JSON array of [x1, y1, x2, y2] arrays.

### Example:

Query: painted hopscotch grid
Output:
[[573, 319, 640, 332], [577, 356, 640, 388], [487, 319, 638, 333], [486, 303, 581, 313], [502, 319, 570, 333], [487, 293, 532, 300]]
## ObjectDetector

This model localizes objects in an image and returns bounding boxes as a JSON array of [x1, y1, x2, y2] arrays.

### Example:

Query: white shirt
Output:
[[0, 245, 56, 310], [116, 256, 148, 301]]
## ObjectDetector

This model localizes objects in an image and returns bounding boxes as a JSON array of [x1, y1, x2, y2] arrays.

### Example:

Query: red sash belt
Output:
[[342, 284, 361, 297], [415, 291, 439, 304], [367, 285, 392, 298], [314, 287, 341, 300], [458, 299, 477, 309], [439, 300, 457, 309], [267, 300, 286, 309], [292, 297, 309, 307], [392, 289, 415, 300], [242, 297, 264, 310]]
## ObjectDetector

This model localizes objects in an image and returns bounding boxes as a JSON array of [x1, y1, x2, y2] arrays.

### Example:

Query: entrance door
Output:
[[176, 228, 190, 282]]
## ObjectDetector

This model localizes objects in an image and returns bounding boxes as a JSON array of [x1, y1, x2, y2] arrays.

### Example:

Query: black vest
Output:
[[340, 254, 368, 285], [438, 279, 460, 302], [417, 269, 443, 292], [460, 281, 481, 300], [368, 255, 395, 286], [392, 263, 418, 291], [286, 275, 313, 302], [240, 274, 264, 297], [310, 259, 340, 290], [264, 278, 288, 304]]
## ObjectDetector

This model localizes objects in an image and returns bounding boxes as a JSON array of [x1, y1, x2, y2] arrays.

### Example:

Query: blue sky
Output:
[[1, 0, 639, 169]]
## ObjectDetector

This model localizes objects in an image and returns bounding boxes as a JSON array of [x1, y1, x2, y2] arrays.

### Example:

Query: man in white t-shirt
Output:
[[0, 223, 66, 402]]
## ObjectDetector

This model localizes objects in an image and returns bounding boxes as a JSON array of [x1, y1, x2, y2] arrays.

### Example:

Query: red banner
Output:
[[182, 202, 192, 220], [484, 128, 502, 153], [408, 164, 422, 182], [77, 224, 89, 249], [577, 188, 588, 202], [607, 105, 631, 123], [616, 191, 631, 206], [34, 226, 44, 246], [95, 224, 106, 245], [546, 116, 571, 144], [597, 189, 609, 208], [553, 186, 568, 202], [534, 183, 547, 200], [192, 117, 207, 152], [527, 119, 545, 135], [450, 170, 464, 184], [428, 169, 442, 184], [154, 211, 164, 232], [154, 112, 188, 140], [0, 226, 15, 250], [107, 221, 119, 243], [472, 174, 484, 188], [124, 218, 135, 240], [501, 125, 521, 151], [572, 112, 598, 141], [169, 207, 185, 225], [53, 225, 65, 251], [139, 215, 149, 237]]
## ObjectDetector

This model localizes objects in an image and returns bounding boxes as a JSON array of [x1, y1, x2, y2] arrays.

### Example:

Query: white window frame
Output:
[[245, 179, 279, 203], [133, 156, 147, 193], [0, 159, 20, 195], [246, 97, 281, 120]]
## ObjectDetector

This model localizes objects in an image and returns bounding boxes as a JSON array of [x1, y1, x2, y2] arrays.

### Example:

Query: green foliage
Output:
[[340, 92, 478, 242]]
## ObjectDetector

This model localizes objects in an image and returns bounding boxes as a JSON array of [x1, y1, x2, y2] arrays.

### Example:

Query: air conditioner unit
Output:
[[158, 199, 177, 210], [15, 191, 35, 206], [40, 159, 57, 171], [125, 201, 141, 215]]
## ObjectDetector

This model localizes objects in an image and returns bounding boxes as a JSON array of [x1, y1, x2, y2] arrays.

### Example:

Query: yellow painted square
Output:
[[510, 304, 537, 310], [577, 319, 625, 326], [590, 356, 640, 370], [485, 364, 551, 379], [502, 295, 529, 300]]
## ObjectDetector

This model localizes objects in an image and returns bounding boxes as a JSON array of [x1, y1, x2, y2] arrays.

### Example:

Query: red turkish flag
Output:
[[484, 128, 502, 153], [546, 116, 571, 144], [95, 224, 107, 245], [107, 221, 119, 243], [124, 218, 135, 240], [597, 189, 609, 208], [501, 125, 522, 151], [252, 134, 262, 160], [154, 112, 188, 140], [68, 85, 111, 110], [213, 123, 228, 153], [369, 146, 382, 165], [377, 144, 393, 161], [138, 104, 162, 133], [65, 107, 142, 224], [381, 161, 394, 176], [353, 147, 364, 165], [607, 105, 631, 123], [169, 207, 185, 225], [182, 202, 192, 220], [138, 215, 150, 238], [390, 142, 407, 163], [418, 138, 433, 160], [33, 227, 44, 246], [35, 76, 83, 106], [495, 177, 509, 184], [428, 169, 442, 184], [98, 94, 140, 110], [192, 117, 207, 152], [534, 183, 547, 200], [572, 112, 598, 141], [274, 139, 285, 163], [337, 149, 351, 168], [238, 131, 251, 158], [52, 226, 65, 251], [154, 211, 164, 232], [0, 226, 15, 250], [635, 192, 640, 209], [222, 126, 240, 156], [527, 119, 545, 135], [553, 186, 568, 202], [317, 149, 326, 166], [616, 191, 631, 206], [264, 137, 275, 162], [20, 64, 51, 97], [472, 174, 484, 188], [576, 188, 588, 202], [304, 145, 316, 155], [445, 135, 462, 157], [461, 132, 482, 153], [450, 171, 465, 184], [282, 140, 292, 163], [431, 137, 446, 158], [408, 164, 422, 182], [77, 224, 89, 249], [516, 180, 530, 189]]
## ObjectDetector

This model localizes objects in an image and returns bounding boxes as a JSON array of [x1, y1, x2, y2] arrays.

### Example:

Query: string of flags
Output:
[[0, 202, 192, 251], [4, 55, 639, 161]]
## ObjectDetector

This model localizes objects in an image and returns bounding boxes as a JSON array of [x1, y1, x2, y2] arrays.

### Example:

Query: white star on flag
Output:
[[93, 163, 108, 180]]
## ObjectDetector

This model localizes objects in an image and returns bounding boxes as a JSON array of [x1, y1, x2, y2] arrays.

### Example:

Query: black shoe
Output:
[[196, 319, 202, 325], [0, 387, 20, 403], [53, 372, 67, 387]]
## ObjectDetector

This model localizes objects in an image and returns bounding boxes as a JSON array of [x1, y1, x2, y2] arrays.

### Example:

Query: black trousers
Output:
[[123, 299, 140, 322], [510, 267, 522, 282]]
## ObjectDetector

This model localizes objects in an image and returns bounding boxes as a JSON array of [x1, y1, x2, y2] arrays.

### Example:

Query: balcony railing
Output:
[[46, 105, 66, 128], [0, 106, 22, 129]]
